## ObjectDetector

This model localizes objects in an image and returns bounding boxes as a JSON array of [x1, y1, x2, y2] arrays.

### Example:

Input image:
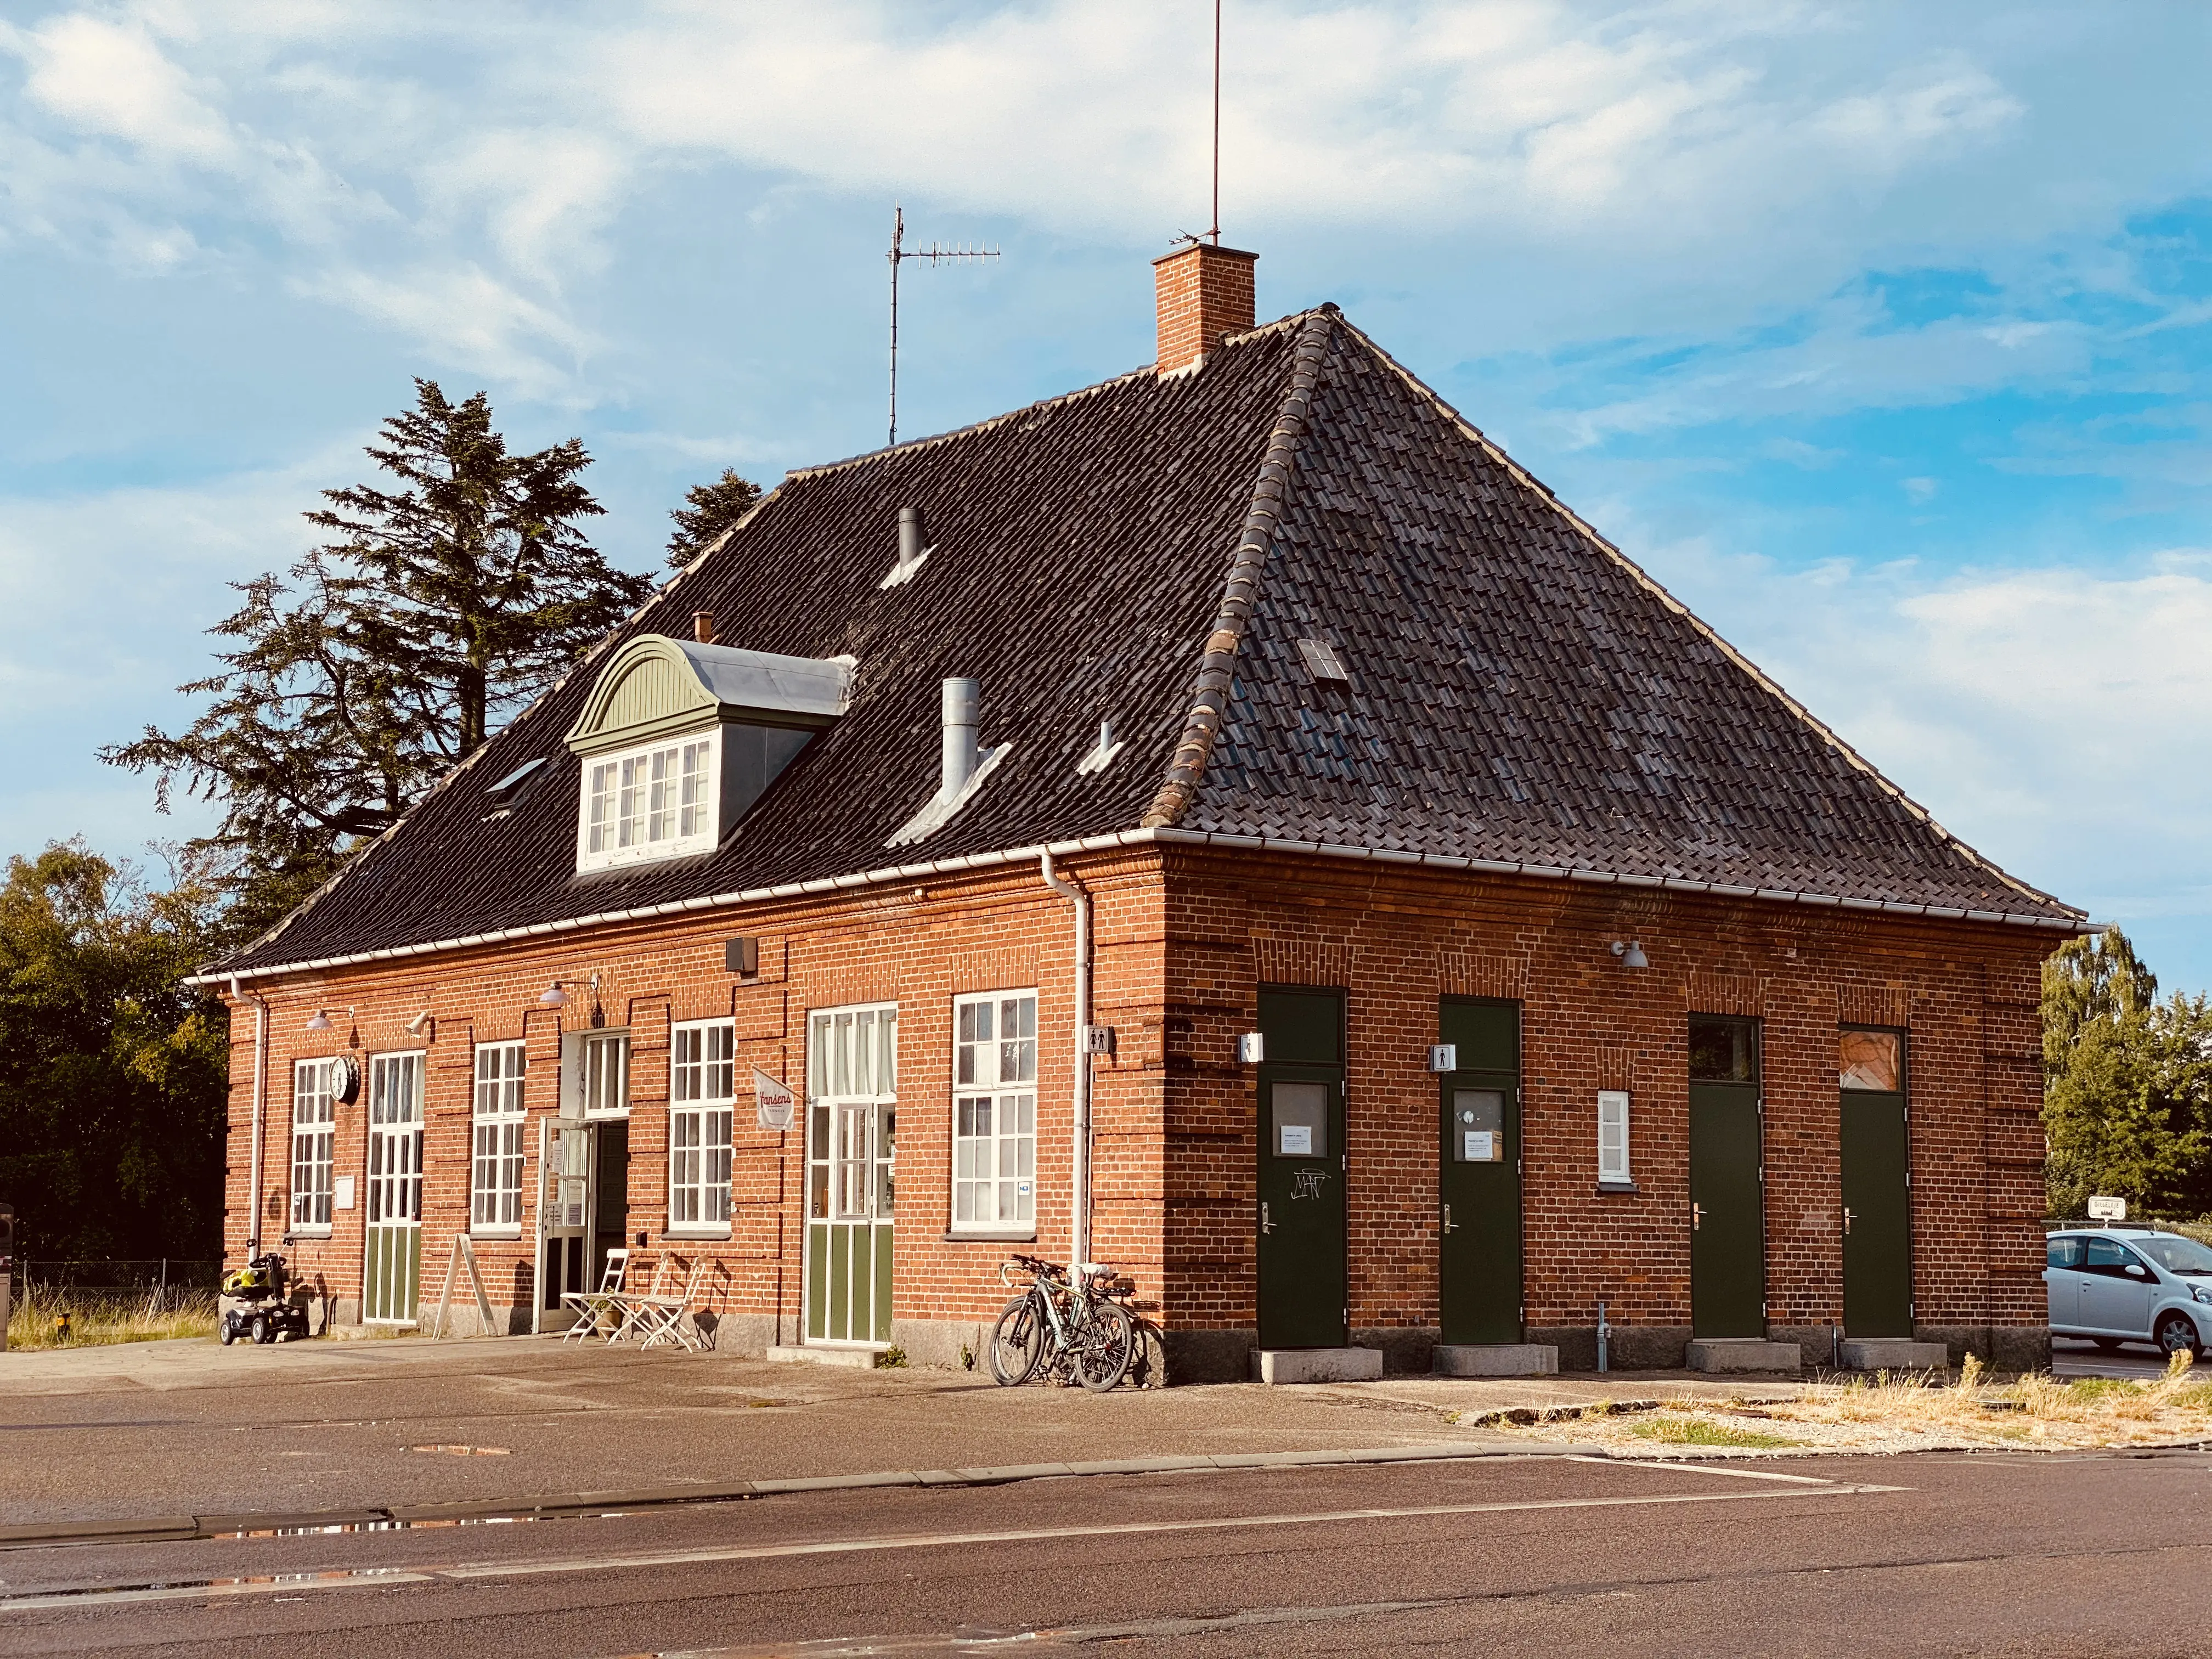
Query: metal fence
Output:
[[9, 1259, 223, 1300]]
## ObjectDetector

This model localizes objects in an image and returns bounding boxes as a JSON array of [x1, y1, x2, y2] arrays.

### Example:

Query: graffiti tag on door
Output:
[[1290, 1169, 1330, 1201]]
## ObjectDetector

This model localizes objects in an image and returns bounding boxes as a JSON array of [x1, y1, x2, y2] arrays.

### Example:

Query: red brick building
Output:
[[201, 245, 2082, 1380]]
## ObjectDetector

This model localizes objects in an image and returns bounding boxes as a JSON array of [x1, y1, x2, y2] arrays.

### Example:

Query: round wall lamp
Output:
[[1610, 940, 1650, 969], [304, 1009, 333, 1031], [538, 981, 570, 1008]]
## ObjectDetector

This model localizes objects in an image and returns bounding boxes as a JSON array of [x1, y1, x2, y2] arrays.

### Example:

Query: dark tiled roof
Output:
[[218, 309, 2074, 976]]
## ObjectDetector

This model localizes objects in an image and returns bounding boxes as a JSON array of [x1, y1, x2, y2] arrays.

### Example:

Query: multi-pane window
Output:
[[290, 1059, 337, 1229], [951, 992, 1038, 1234], [670, 1020, 735, 1230], [579, 735, 716, 870], [471, 1042, 527, 1232], [582, 1032, 629, 1115], [1597, 1090, 1632, 1187], [806, 1005, 898, 1223], [366, 1051, 425, 1226]]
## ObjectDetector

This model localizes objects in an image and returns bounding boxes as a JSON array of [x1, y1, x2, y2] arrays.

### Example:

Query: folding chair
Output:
[[604, 1252, 674, 1345], [630, 1255, 712, 1351], [558, 1247, 629, 1342]]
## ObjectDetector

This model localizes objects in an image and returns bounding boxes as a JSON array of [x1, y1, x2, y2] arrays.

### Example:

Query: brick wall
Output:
[[217, 841, 2056, 1360]]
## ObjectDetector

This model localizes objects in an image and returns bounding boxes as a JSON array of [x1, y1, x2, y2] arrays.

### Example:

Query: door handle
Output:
[[1692, 1203, 1705, 1232], [1442, 1204, 1456, 1235], [1260, 1202, 1274, 1235], [1843, 1206, 1855, 1235]]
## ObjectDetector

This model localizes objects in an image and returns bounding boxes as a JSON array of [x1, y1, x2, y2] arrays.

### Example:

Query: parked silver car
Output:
[[2046, 1227, 2212, 1359]]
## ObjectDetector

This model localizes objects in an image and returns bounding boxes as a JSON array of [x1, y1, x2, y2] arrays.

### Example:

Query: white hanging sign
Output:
[[753, 1067, 796, 1132], [2087, 1195, 2127, 1221]]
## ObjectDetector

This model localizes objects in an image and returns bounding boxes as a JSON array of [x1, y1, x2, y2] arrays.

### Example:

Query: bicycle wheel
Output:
[[1074, 1299, 1135, 1393], [989, 1293, 1045, 1386]]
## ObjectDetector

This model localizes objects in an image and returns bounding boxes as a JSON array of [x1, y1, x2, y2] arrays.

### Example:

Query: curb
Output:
[[0, 1439, 1605, 1550]]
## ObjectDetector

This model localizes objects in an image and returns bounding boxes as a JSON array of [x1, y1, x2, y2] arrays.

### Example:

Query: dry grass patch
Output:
[[4, 1287, 218, 1350], [1506, 1352, 2212, 1454]]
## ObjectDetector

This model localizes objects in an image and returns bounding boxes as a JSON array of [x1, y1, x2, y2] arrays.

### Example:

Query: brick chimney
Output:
[[1152, 242, 1257, 373]]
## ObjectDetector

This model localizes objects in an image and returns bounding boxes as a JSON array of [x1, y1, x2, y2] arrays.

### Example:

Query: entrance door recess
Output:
[[1689, 1015, 1764, 1339], [1256, 986, 1347, 1350], [805, 1005, 898, 1346], [1438, 998, 1522, 1346], [1839, 1028, 1912, 1339], [364, 1052, 425, 1325]]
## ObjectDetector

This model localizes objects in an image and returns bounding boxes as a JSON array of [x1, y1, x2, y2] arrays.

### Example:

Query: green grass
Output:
[[1627, 1414, 1803, 1450]]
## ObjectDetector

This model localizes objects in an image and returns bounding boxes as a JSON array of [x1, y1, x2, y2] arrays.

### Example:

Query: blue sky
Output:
[[2, 2, 2208, 989]]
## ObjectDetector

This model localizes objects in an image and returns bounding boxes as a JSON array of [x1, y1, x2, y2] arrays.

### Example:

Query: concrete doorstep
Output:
[[1839, 1339, 1952, 1372], [1685, 1339, 1803, 1374], [1251, 1347, 1384, 1384], [1435, 1345, 1560, 1378]]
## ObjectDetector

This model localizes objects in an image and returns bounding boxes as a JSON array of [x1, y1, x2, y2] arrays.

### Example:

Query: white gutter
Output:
[[191, 826, 2093, 987], [1039, 850, 1093, 1274], [232, 975, 270, 1255]]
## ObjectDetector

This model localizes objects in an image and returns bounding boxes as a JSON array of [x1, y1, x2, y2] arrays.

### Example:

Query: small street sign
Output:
[[2087, 1194, 2128, 1221]]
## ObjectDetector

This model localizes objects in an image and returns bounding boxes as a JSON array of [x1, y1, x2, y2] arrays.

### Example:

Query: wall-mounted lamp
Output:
[[404, 1009, 434, 1037], [1610, 940, 1650, 970], [538, 981, 570, 1008], [304, 1009, 334, 1031]]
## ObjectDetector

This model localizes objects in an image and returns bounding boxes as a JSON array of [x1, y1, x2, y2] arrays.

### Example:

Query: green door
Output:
[[1257, 988, 1347, 1350], [1689, 1015, 1764, 1339], [1841, 1029, 1912, 1338], [804, 1005, 898, 1347], [363, 1052, 425, 1326], [1438, 999, 1522, 1345]]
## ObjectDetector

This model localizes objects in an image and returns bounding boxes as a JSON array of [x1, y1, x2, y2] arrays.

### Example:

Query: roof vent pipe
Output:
[[692, 611, 715, 644], [940, 678, 979, 801], [899, 507, 926, 571]]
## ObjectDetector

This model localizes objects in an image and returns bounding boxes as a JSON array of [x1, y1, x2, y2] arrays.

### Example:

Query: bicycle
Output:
[[989, 1254, 1135, 1391]]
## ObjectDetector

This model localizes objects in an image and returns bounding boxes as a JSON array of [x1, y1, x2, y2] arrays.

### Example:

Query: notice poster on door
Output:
[[1280, 1124, 1313, 1155], [1464, 1130, 1495, 1162]]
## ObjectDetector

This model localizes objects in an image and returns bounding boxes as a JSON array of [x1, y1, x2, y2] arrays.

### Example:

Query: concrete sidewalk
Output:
[[0, 1335, 1802, 1530]]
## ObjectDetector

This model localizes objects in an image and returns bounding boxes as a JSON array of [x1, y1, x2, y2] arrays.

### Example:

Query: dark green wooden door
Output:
[[1257, 988, 1346, 1350], [1689, 1082, 1764, 1338], [1438, 999, 1521, 1345], [1841, 1091, 1912, 1338]]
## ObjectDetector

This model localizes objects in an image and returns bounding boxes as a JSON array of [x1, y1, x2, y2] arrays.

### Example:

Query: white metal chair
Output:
[[557, 1247, 629, 1342], [604, 1252, 673, 1345], [629, 1255, 712, 1351]]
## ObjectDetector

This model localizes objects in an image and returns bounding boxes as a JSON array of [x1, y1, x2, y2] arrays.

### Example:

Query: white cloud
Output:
[[16, 14, 238, 165], [293, 264, 595, 397], [1637, 537, 2212, 919]]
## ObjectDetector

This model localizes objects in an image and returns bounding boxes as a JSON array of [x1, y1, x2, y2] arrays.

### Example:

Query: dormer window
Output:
[[566, 634, 854, 875], [583, 736, 718, 864]]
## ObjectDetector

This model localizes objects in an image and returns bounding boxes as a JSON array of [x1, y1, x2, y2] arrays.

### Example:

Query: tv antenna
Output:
[[887, 204, 1000, 447]]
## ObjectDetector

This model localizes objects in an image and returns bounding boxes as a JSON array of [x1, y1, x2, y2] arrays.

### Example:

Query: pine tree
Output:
[[666, 467, 763, 568], [103, 381, 653, 921]]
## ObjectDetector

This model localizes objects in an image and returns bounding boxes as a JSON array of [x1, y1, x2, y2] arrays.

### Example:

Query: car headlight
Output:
[[2192, 1286, 2212, 1306]]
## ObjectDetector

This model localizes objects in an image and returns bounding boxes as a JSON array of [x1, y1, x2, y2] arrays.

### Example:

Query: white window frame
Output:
[[575, 730, 719, 872], [806, 1003, 899, 1226], [950, 990, 1039, 1239], [1598, 1090, 1633, 1188], [670, 1019, 736, 1236], [471, 1041, 528, 1236], [290, 1058, 337, 1234]]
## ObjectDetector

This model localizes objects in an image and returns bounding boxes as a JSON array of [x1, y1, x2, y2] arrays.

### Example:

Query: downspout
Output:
[[1039, 851, 1092, 1272], [232, 975, 270, 1256]]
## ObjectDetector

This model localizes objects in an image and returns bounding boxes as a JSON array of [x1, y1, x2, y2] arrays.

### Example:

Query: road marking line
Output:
[[1573, 1457, 1864, 1485], [2, 1481, 1901, 1614]]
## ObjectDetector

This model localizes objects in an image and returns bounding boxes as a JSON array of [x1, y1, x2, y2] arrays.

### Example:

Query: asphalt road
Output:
[[2051, 1335, 2190, 1380], [7, 1448, 2211, 1657]]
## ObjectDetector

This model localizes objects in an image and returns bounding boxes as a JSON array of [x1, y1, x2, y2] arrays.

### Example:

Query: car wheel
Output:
[[2154, 1311, 2201, 1362]]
